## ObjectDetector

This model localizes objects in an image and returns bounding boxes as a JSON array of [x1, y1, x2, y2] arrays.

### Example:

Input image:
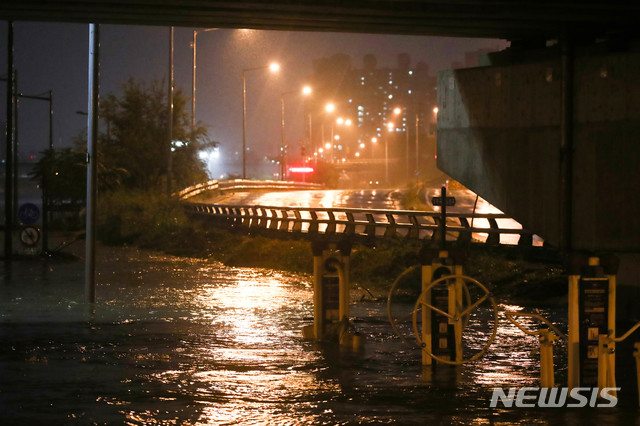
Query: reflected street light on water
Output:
[[242, 62, 279, 179]]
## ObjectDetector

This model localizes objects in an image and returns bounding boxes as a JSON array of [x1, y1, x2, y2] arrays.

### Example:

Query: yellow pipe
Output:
[[313, 254, 324, 341], [598, 334, 609, 393], [607, 274, 616, 383], [338, 254, 350, 323], [539, 329, 556, 388], [421, 264, 433, 366], [568, 274, 580, 390], [634, 342, 640, 407]]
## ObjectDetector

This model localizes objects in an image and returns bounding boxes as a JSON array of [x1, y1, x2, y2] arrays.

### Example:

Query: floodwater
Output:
[[0, 247, 638, 424]]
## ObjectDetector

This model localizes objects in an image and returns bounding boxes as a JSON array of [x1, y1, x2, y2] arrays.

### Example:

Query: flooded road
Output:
[[206, 187, 543, 246], [0, 248, 636, 423]]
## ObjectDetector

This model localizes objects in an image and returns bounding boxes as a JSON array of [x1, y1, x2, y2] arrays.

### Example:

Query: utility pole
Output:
[[5, 22, 15, 260], [85, 23, 100, 304], [167, 26, 174, 195]]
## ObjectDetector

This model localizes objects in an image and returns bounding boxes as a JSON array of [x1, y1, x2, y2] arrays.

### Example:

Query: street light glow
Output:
[[359, 143, 365, 149], [302, 85, 312, 95], [336, 117, 344, 125], [325, 142, 331, 149], [433, 106, 439, 114], [325, 103, 335, 113], [334, 135, 340, 141], [345, 119, 352, 126], [387, 122, 394, 131], [269, 62, 280, 72], [393, 107, 402, 115], [371, 137, 378, 143]]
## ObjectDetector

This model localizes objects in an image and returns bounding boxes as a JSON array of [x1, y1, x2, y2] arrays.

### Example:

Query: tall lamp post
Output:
[[385, 122, 394, 183], [242, 62, 279, 179], [280, 85, 311, 180], [191, 28, 219, 134]]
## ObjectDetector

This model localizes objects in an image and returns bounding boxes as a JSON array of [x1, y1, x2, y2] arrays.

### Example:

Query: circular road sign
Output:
[[18, 203, 41, 225]]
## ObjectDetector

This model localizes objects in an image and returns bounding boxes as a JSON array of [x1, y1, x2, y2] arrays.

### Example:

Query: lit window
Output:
[[388, 94, 393, 99], [408, 90, 412, 94], [409, 70, 413, 75]]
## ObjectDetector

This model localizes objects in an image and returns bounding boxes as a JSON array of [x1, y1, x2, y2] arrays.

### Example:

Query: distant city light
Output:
[[355, 152, 360, 157], [359, 143, 365, 149], [345, 119, 352, 126], [433, 107, 439, 114], [371, 137, 378, 143], [289, 166, 314, 173], [393, 107, 401, 115], [336, 117, 344, 125], [325, 142, 331, 149], [325, 103, 335, 113]]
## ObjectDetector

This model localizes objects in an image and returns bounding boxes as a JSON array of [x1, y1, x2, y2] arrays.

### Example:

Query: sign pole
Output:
[[440, 186, 446, 250]]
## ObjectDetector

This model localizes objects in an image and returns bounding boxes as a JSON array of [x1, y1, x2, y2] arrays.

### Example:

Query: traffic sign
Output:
[[431, 196, 456, 207], [18, 203, 40, 225]]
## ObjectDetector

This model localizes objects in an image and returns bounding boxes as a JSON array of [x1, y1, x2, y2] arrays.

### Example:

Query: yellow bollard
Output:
[[567, 274, 580, 390], [634, 342, 640, 407], [597, 334, 611, 394], [539, 329, 556, 388]]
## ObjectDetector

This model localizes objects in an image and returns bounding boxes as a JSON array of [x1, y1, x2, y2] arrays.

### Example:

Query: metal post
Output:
[[539, 329, 556, 388], [5, 21, 15, 260], [13, 72, 18, 222], [440, 186, 447, 249], [167, 26, 174, 195], [85, 23, 100, 304], [384, 135, 389, 183], [415, 114, 419, 175], [634, 342, 640, 407], [567, 273, 580, 389], [311, 241, 325, 340], [191, 30, 196, 135], [280, 96, 285, 180], [42, 90, 52, 254], [338, 242, 352, 323], [405, 127, 409, 180], [242, 72, 247, 179]]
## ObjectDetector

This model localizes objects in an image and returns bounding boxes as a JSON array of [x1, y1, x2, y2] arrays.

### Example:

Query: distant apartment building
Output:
[[303, 53, 437, 177]]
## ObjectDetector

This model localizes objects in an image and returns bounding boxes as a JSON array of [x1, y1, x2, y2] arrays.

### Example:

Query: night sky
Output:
[[0, 22, 506, 177]]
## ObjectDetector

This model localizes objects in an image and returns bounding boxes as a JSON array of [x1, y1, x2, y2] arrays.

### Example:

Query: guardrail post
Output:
[[308, 210, 318, 234], [325, 211, 336, 235], [457, 217, 472, 245], [486, 218, 500, 245]]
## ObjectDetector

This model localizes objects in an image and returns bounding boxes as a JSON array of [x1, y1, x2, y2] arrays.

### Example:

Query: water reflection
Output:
[[0, 248, 636, 423]]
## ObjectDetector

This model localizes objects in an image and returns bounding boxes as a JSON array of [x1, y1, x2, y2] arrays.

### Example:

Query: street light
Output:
[[242, 62, 279, 179], [385, 122, 394, 183], [280, 85, 312, 180], [191, 28, 219, 134]]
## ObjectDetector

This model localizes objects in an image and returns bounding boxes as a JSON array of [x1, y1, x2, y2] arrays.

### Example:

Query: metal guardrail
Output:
[[185, 203, 538, 247], [174, 179, 324, 200]]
